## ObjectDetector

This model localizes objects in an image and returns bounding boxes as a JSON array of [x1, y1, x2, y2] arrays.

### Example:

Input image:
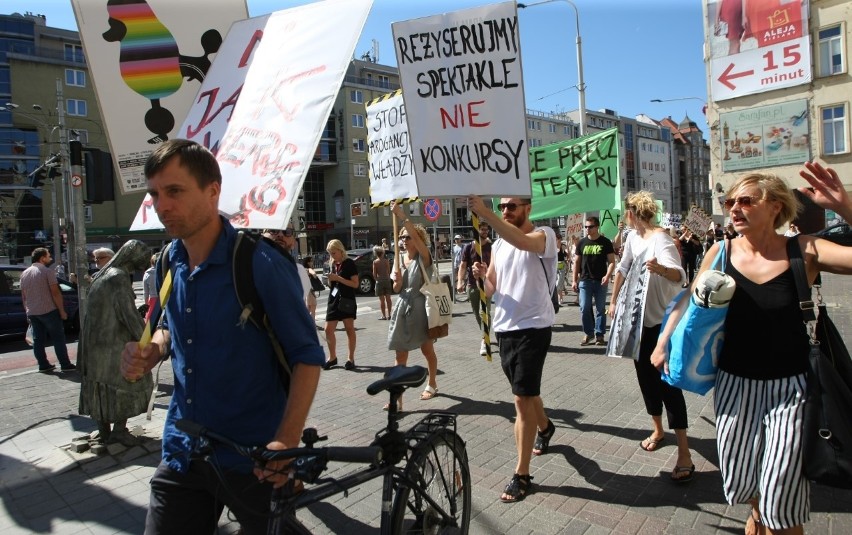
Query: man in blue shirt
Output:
[[121, 140, 324, 534]]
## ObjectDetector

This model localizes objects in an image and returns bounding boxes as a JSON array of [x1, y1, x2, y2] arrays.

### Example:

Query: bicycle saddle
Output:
[[366, 365, 427, 395]]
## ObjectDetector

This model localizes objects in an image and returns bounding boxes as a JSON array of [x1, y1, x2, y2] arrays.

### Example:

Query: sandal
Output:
[[500, 473, 532, 503], [420, 385, 438, 400], [532, 419, 555, 456], [670, 464, 695, 483], [383, 399, 403, 412], [639, 435, 665, 452]]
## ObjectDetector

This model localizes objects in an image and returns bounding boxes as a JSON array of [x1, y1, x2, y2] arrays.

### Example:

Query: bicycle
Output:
[[177, 365, 471, 534]]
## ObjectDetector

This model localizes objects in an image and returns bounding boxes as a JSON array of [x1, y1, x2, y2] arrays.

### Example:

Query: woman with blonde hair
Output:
[[608, 190, 694, 483], [386, 201, 440, 408], [653, 162, 852, 535], [322, 239, 359, 370]]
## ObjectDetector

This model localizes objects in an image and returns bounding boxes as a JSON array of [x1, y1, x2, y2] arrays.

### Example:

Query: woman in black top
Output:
[[652, 162, 852, 534], [323, 239, 359, 370]]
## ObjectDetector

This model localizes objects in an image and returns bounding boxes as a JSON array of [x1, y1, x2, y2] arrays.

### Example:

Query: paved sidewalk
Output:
[[1, 273, 851, 534]]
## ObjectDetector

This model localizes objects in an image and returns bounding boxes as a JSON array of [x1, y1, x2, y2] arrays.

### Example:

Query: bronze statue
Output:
[[78, 239, 153, 446]]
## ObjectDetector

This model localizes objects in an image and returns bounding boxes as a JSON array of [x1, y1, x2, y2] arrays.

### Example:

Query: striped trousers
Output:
[[714, 369, 810, 530]]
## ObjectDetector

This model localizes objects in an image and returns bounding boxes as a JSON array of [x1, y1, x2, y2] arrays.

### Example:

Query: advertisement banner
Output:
[[366, 90, 419, 206], [720, 98, 810, 172], [706, 0, 810, 101], [130, 0, 373, 231], [71, 0, 248, 194], [528, 128, 620, 221], [392, 1, 530, 197]]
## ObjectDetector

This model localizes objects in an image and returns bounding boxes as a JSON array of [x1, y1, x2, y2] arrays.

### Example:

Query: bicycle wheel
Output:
[[390, 430, 471, 534]]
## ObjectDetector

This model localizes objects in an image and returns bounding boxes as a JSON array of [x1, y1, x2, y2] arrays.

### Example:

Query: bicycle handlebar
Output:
[[176, 419, 382, 466]]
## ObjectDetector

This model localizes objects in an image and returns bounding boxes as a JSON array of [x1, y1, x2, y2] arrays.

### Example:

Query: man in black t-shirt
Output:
[[456, 222, 492, 356], [571, 217, 616, 346]]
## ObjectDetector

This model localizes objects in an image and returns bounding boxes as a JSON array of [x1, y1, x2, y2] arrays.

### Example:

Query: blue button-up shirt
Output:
[[159, 219, 325, 472]]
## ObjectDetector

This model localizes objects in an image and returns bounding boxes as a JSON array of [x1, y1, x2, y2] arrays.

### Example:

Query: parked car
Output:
[[0, 265, 80, 337], [813, 223, 852, 247], [321, 248, 395, 295]]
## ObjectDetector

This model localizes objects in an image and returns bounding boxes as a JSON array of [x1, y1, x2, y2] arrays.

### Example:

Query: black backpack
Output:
[[159, 231, 296, 390]]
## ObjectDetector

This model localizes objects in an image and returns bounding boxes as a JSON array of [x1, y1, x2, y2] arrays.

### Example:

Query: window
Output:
[[64, 44, 84, 63], [353, 163, 366, 176], [70, 129, 89, 144], [563, 125, 570, 135], [378, 74, 390, 88], [818, 25, 844, 77], [409, 202, 419, 216], [527, 119, 535, 130], [821, 104, 847, 155], [548, 124, 556, 133], [351, 114, 364, 128], [66, 99, 87, 116], [350, 90, 363, 104], [352, 138, 365, 152], [65, 69, 85, 87]]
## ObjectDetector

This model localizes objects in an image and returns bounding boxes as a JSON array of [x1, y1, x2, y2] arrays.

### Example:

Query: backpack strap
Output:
[[232, 231, 293, 390], [786, 236, 816, 323]]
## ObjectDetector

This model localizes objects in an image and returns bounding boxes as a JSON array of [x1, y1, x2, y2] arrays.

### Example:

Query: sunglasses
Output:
[[723, 195, 761, 210], [497, 202, 528, 211], [584, 225, 598, 229]]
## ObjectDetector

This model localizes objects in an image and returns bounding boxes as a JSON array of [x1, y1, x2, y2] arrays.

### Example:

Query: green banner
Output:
[[528, 127, 620, 220], [598, 201, 664, 243]]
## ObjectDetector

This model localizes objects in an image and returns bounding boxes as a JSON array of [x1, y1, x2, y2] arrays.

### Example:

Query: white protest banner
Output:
[[661, 212, 682, 230], [130, 0, 374, 231], [366, 90, 419, 206], [130, 14, 269, 230], [71, 0, 248, 195], [683, 204, 713, 236], [392, 1, 530, 197]]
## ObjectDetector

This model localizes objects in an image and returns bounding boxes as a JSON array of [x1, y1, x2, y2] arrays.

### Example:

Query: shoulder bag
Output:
[[789, 237, 852, 488], [660, 239, 735, 395], [419, 259, 452, 339]]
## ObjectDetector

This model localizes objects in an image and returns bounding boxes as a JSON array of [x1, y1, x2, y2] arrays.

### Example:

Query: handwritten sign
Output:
[[130, 0, 373, 231], [683, 204, 713, 236], [529, 127, 620, 220], [563, 213, 585, 239], [366, 90, 419, 206], [392, 1, 530, 197], [661, 213, 682, 230]]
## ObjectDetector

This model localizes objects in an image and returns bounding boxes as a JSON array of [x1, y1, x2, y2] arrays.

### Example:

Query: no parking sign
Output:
[[423, 198, 441, 221]]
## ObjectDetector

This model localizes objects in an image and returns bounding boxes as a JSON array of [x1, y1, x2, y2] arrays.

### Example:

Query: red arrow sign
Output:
[[718, 63, 755, 90]]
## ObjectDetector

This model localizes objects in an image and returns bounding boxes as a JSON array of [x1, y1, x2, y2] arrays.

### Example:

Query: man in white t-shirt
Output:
[[468, 195, 557, 504]]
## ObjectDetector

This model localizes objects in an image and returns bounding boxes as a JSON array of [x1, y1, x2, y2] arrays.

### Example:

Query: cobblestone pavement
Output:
[[1, 269, 850, 534]]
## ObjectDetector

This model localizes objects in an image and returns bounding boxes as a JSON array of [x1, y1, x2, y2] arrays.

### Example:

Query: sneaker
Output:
[[60, 364, 78, 372], [479, 340, 488, 356], [38, 364, 56, 374], [580, 335, 594, 346], [595, 336, 606, 346]]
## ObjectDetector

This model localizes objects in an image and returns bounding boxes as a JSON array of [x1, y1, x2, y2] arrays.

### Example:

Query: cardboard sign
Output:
[[71, 0, 248, 195], [392, 1, 530, 197], [366, 90, 419, 206], [683, 204, 713, 236]]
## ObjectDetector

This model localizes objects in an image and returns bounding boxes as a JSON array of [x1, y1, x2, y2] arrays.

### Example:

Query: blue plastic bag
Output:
[[660, 243, 734, 395]]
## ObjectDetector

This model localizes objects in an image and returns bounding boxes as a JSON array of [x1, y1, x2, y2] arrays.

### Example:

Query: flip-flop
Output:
[[670, 464, 695, 483], [639, 435, 665, 452], [420, 385, 438, 400]]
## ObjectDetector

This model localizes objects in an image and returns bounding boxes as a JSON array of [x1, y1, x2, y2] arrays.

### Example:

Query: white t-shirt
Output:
[[492, 226, 557, 332], [617, 230, 684, 327]]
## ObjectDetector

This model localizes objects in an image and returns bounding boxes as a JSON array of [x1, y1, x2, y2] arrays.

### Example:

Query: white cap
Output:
[[454, 235, 462, 240]]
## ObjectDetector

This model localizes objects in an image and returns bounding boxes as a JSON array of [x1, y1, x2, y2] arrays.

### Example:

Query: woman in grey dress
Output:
[[78, 240, 153, 445], [387, 201, 439, 408]]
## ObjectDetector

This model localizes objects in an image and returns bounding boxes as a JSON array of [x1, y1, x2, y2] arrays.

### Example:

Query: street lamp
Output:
[[518, 0, 587, 136]]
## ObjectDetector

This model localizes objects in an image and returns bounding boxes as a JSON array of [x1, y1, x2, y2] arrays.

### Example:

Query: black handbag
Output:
[[336, 296, 357, 315], [789, 238, 852, 488]]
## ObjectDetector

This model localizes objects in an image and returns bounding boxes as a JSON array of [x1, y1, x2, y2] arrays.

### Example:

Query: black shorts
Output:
[[497, 327, 552, 396]]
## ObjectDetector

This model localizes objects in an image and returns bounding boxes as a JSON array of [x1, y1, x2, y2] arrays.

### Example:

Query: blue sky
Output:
[[9, 0, 709, 129]]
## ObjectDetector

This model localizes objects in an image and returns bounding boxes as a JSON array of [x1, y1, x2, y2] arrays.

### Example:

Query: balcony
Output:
[[343, 75, 399, 92], [311, 140, 337, 167], [6, 45, 86, 66]]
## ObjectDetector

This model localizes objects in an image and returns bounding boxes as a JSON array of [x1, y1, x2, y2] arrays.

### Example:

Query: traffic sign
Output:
[[71, 174, 83, 188], [423, 198, 441, 221]]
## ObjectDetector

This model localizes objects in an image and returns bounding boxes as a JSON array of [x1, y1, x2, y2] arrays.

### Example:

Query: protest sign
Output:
[[366, 90, 419, 206], [528, 128, 620, 220], [683, 204, 713, 236], [564, 213, 584, 239], [71, 0, 248, 195], [661, 212, 682, 230], [392, 1, 530, 197], [130, 0, 373, 231]]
